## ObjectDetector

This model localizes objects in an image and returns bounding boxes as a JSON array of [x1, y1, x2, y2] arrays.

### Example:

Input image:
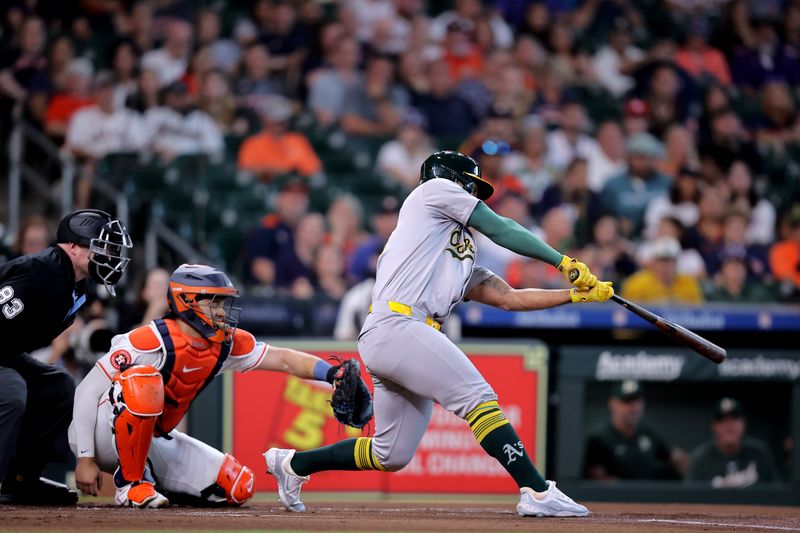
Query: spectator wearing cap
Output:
[[412, 59, 479, 146], [237, 95, 321, 181], [704, 245, 774, 302], [640, 217, 706, 278], [376, 111, 436, 190], [141, 19, 193, 87], [592, 17, 646, 98], [587, 120, 627, 193], [622, 236, 703, 304], [584, 380, 686, 480], [621, 98, 650, 136], [644, 165, 701, 240], [143, 80, 223, 161], [66, 71, 149, 207], [243, 178, 310, 286], [769, 206, 800, 299], [306, 36, 361, 128], [601, 132, 672, 236], [674, 17, 732, 86], [686, 398, 780, 487], [545, 101, 598, 172], [440, 19, 484, 82], [347, 196, 400, 283], [340, 54, 408, 141], [44, 58, 95, 141]]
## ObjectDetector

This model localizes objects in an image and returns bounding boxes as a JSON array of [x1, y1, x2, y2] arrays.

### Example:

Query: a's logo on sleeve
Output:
[[110, 349, 132, 370]]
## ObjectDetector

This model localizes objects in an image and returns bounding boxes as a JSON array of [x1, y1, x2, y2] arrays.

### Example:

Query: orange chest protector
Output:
[[153, 318, 231, 434]]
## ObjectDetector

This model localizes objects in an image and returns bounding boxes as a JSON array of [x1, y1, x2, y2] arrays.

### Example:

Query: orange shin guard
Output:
[[111, 365, 164, 483], [215, 454, 255, 505]]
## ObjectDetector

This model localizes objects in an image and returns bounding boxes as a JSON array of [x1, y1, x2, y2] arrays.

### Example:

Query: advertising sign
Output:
[[229, 341, 548, 494]]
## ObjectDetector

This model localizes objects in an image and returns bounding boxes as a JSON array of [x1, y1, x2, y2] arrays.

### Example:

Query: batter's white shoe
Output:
[[264, 448, 309, 512], [516, 481, 589, 517]]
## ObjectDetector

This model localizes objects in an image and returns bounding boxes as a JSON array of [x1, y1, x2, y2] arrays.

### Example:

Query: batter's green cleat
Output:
[[264, 448, 309, 512], [516, 481, 589, 517]]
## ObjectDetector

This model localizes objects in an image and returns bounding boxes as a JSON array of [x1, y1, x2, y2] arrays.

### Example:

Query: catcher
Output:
[[69, 264, 369, 508], [265, 151, 612, 517]]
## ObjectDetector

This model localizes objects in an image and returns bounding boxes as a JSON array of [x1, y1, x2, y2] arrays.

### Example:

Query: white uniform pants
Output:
[[358, 312, 497, 471], [68, 398, 225, 496]]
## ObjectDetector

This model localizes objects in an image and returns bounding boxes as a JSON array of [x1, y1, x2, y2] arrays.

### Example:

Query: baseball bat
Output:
[[568, 269, 727, 364]]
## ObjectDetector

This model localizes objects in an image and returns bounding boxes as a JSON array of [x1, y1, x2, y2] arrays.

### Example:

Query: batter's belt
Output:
[[368, 300, 442, 331]]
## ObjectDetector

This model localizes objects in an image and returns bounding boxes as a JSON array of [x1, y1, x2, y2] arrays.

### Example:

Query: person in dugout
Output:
[[70, 263, 349, 508]]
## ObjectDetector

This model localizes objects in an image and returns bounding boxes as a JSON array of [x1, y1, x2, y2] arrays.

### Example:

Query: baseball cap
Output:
[[677, 165, 701, 178], [713, 397, 744, 420], [377, 196, 400, 215], [611, 380, 644, 401], [651, 236, 681, 260], [624, 98, 649, 118], [626, 132, 664, 158], [279, 177, 308, 194]]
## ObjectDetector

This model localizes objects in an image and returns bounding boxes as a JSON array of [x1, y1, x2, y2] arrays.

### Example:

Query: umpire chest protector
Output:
[[129, 318, 231, 434]]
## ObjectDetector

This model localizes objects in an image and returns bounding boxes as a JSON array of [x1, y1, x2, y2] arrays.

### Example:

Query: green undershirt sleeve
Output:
[[467, 201, 564, 267]]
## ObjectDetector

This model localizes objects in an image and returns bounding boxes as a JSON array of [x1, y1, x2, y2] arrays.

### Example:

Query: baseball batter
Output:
[[70, 264, 352, 508], [266, 151, 613, 517]]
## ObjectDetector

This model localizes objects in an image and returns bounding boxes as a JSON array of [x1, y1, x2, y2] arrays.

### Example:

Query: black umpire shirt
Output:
[[0, 246, 87, 364]]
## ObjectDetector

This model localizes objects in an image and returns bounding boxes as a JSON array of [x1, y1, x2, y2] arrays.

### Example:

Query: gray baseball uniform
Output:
[[358, 178, 496, 470]]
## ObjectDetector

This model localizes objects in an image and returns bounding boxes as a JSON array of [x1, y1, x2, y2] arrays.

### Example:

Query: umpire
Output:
[[0, 209, 132, 505]]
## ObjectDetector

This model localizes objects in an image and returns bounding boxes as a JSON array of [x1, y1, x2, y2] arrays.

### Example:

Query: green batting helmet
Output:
[[419, 150, 494, 201]]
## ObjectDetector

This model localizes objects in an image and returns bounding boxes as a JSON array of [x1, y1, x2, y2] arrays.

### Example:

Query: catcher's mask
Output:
[[419, 150, 494, 201], [168, 264, 241, 343], [56, 209, 133, 296]]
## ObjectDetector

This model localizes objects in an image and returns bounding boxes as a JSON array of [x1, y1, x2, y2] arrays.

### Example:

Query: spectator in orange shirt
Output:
[[442, 20, 484, 82], [674, 19, 731, 86], [44, 58, 94, 141], [770, 206, 800, 299], [622, 237, 704, 304], [237, 95, 322, 182]]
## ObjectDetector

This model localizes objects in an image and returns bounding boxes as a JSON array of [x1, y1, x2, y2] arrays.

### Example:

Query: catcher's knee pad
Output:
[[208, 454, 254, 505], [465, 400, 509, 444], [111, 365, 164, 483]]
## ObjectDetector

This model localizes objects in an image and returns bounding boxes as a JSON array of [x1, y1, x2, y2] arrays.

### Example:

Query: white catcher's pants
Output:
[[68, 398, 225, 496]]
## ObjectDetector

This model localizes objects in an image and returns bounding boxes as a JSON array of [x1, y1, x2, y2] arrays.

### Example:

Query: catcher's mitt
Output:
[[329, 358, 373, 429]]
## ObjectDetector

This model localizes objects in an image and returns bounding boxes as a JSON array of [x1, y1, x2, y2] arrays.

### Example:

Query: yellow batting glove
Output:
[[558, 255, 598, 290], [571, 281, 615, 303]]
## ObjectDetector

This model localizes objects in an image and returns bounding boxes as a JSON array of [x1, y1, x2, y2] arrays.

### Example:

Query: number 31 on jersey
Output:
[[0, 286, 24, 319]]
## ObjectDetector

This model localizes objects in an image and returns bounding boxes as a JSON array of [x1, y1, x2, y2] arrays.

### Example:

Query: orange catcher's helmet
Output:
[[167, 264, 240, 343]]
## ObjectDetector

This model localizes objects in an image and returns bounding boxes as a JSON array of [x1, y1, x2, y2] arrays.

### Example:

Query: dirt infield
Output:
[[3, 500, 800, 532]]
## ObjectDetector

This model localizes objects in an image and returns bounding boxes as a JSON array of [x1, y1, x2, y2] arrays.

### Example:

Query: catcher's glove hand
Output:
[[329, 358, 373, 429]]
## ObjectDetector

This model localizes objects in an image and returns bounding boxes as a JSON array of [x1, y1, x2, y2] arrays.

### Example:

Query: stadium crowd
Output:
[[1, 0, 800, 329]]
